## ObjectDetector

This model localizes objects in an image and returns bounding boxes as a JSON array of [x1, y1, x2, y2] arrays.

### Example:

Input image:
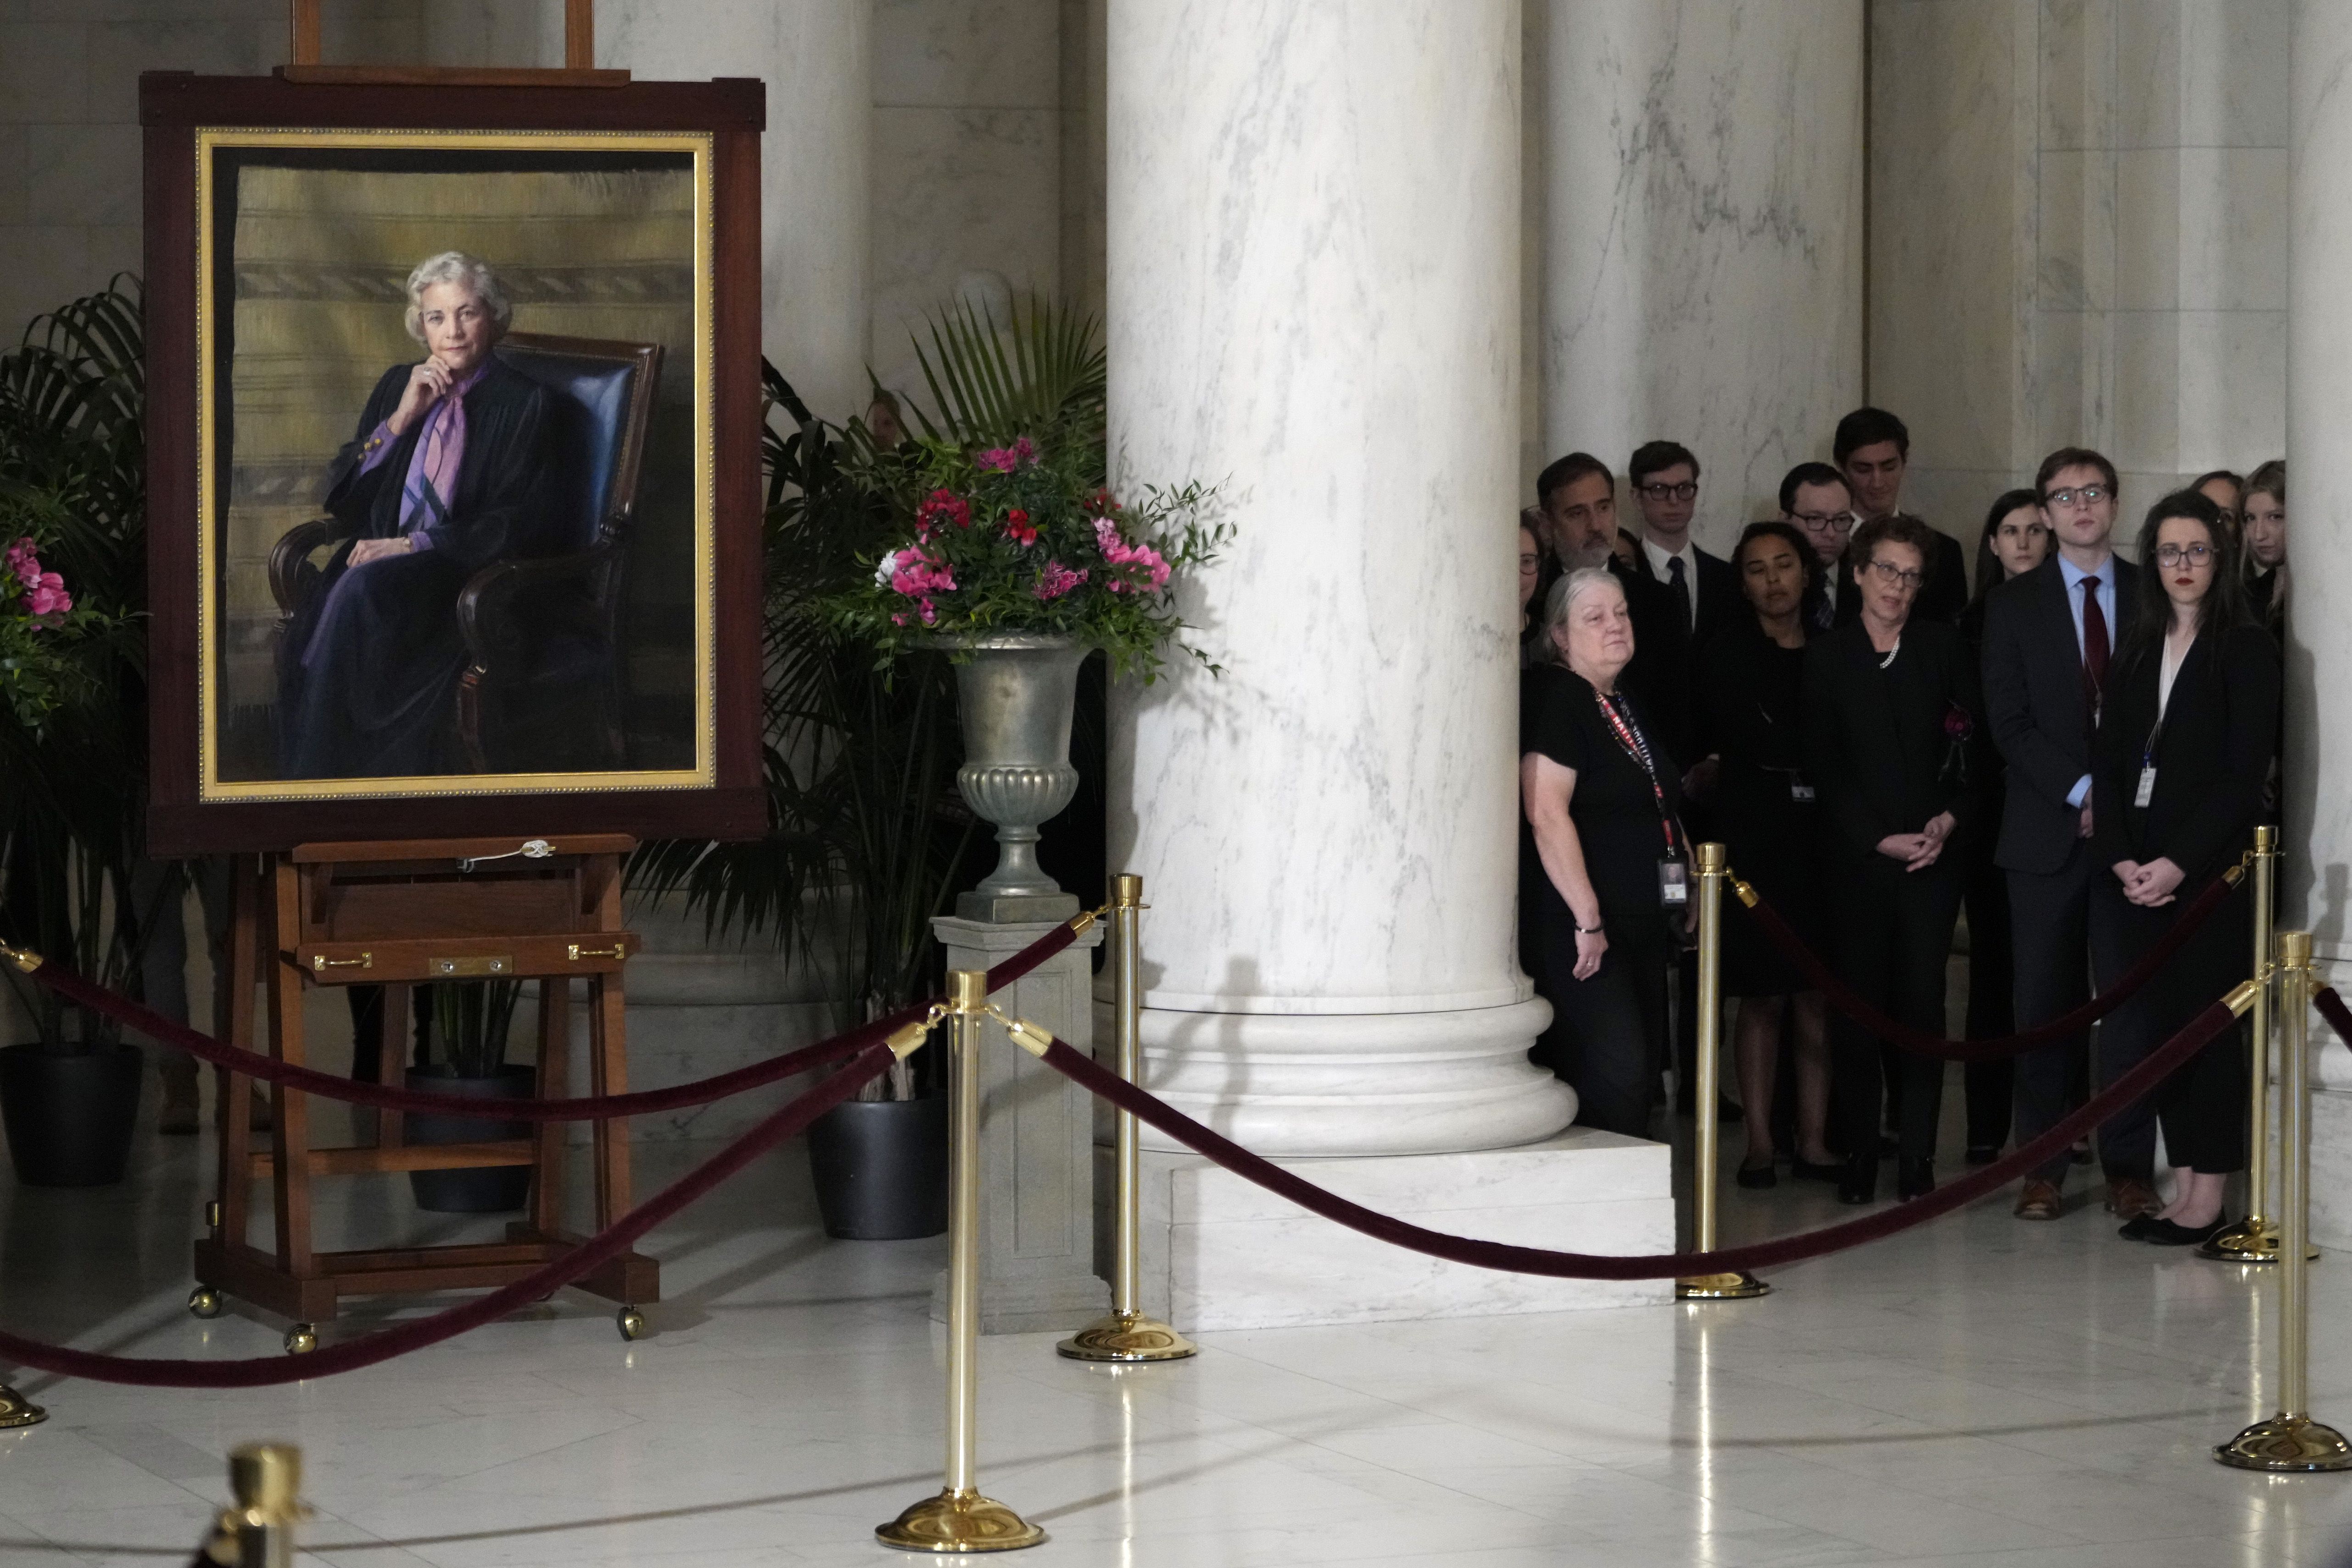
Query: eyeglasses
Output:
[[1864, 558, 1924, 590], [1637, 481, 1699, 502], [1791, 509, 1855, 533], [2042, 485, 2111, 508], [1518, 552, 1542, 572], [2154, 542, 2213, 567]]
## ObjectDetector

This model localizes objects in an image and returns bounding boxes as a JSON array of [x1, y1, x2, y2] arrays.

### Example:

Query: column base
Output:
[[1118, 1127, 1671, 1332]]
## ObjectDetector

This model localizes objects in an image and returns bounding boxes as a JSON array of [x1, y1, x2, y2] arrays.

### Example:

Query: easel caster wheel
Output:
[[284, 1323, 317, 1356], [616, 1307, 646, 1342], [187, 1287, 223, 1320]]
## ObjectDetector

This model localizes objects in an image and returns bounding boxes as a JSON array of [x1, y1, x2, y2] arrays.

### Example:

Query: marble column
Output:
[[1540, 0, 1864, 539], [2285, 1, 2352, 1243], [599, 0, 872, 420], [1105, 1, 1572, 1159]]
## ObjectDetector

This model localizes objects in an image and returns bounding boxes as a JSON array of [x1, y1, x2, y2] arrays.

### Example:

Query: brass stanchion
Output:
[[190, 1442, 304, 1567], [1060, 874, 1196, 1362], [877, 969, 1047, 1552], [2217, 931, 2352, 1472], [0, 946, 50, 1428], [2207, 824, 2282, 1262], [1677, 843, 1768, 1301]]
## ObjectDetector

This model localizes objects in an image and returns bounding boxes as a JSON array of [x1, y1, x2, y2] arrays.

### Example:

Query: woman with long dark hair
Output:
[[2090, 490, 2279, 1246], [1956, 490, 2049, 1163], [1697, 522, 1835, 1187]]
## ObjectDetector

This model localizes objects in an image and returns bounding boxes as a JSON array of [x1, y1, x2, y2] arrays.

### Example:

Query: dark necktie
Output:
[[2080, 575, 2110, 717], [1668, 555, 1692, 632]]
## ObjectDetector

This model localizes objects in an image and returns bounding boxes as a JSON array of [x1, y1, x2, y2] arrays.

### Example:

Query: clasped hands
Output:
[[1876, 810, 1957, 873], [2109, 856, 2185, 908]]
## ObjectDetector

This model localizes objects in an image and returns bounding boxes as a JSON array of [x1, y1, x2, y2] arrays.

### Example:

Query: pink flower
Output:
[[919, 597, 939, 625], [915, 490, 972, 532], [977, 437, 1040, 473], [23, 573, 69, 618], [1091, 518, 1171, 593], [1013, 435, 1038, 465], [888, 544, 958, 599], [1034, 561, 1088, 601], [1005, 508, 1038, 546]]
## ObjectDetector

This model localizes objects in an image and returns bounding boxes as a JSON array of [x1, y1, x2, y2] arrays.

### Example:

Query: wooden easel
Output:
[[282, 0, 628, 86], [191, 836, 658, 1346]]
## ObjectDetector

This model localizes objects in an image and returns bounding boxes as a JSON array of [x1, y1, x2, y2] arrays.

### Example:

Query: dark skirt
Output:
[[278, 543, 469, 779], [1715, 773, 1823, 998]]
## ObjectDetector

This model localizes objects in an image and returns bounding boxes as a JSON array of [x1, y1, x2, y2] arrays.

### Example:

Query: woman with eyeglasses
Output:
[[2089, 491, 2279, 1247], [1803, 515, 1982, 1204], [1698, 522, 1836, 1188], [1953, 491, 2052, 1165], [2242, 460, 2286, 630]]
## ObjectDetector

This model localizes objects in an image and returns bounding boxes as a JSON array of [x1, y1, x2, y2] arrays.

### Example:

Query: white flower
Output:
[[874, 551, 901, 586]]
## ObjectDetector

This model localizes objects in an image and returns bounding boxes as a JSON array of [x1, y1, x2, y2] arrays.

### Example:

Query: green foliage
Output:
[[906, 295, 1105, 455], [428, 981, 522, 1079], [0, 276, 157, 1050]]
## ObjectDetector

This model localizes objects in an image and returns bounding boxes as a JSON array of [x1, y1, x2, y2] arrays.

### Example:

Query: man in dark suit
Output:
[[1627, 441, 1741, 647], [1836, 407, 1970, 624], [1982, 446, 2147, 1222], [1781, 461, 1858, 633], [1535, 452, 1695, 764]]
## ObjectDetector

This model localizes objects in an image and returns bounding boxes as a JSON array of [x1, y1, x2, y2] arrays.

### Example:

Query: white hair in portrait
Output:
[[402, 251, 514, 342]]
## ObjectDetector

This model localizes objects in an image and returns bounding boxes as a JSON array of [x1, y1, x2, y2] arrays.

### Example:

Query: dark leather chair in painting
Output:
[[268, 331, 663, 773]]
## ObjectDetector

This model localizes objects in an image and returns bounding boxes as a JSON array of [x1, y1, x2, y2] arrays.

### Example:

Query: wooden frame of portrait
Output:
[[142, 71, 766, 854]]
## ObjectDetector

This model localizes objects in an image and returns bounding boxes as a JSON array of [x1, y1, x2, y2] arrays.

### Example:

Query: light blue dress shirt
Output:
[[2056, 552, 2118, 808]]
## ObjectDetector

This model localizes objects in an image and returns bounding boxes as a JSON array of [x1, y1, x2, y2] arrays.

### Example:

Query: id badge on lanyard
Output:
[[2136, 718, 2162, 809], [1598, 691, 1683, 908], [1659, 856, 1688, 907]]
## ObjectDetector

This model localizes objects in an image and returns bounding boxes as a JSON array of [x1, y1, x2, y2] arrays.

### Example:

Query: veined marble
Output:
[[1538, 0, 1865, 545], [1105, 0, 1573, 1157]]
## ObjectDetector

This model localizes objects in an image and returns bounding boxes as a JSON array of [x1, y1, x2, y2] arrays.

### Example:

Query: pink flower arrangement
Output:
[[1092, 517, 1171, 593], [1034, 560, 1088, 601], [5, 537, 71, 622], [975, 436, 1039, 474], [881, 543, 959, 626], [1005, 508, 1038, 546]]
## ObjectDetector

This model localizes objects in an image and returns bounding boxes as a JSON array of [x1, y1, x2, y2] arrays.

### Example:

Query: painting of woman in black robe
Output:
[[276, 251, 552, 779]]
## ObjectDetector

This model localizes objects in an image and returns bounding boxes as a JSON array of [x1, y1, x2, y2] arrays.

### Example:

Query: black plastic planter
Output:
[[404, 1063, 535, 1213], [807, 1094, 949, 1239], [0, 1042, 144, 1187]]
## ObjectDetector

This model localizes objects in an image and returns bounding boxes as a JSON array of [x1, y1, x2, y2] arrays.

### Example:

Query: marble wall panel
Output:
[[1537, 0, 1865, 543]]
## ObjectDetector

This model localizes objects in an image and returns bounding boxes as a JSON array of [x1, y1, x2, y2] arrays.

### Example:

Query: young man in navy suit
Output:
[[1981, 447, 2150, 1222]]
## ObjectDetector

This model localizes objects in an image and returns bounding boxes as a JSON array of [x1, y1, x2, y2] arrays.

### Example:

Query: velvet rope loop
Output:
[[1732, 860, 2243, 1063], [0, 1043, 897, 1388], [2314, 986, 2352, 1052], [0, 914, 1085, 1122], [1031, 982, 2251, 1282]]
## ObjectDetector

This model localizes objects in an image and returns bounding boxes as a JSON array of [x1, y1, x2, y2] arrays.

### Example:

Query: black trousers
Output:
[[1829, 854, 1963, 1171], [2089, 880, 2247, 1176], [1962, 845, 2016, 1151], [2008, 845, 2108, 1181], [1528, 913, 1670, 1139]]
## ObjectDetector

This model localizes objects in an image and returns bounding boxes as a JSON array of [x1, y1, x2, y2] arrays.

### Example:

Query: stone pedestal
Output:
[[931, 915, 1109, 1334], [1107, 1131, 1672, 1332]]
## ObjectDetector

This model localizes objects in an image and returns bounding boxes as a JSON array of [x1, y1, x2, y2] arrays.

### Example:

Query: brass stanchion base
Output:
[[1056, 1311, 1197, 1362], [2215, 1414, 2352, 1472], [1676, 1271, 1771, 1300], [876, 1488, 1046, 1552], [0, 1384, 45, 1430], [2201, 1215, 2280, 1262]]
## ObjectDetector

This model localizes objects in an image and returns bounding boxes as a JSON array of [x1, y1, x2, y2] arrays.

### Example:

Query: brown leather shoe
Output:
[[2014, 1178, 2062, 1220], [2106, 1177, 2160, 1220]]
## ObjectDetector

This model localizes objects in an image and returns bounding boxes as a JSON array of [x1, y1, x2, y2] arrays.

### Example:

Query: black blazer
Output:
[[1607, 555, 1698, 765], [1802, 618, 1982, 863], [1633, 540, 1743, 647], [324, 357, 553, 576], [2090, 625, 2279, 887], [1980, 552, 2140, 874]]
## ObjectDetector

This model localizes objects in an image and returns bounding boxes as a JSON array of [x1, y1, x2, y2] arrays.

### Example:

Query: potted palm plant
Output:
[[404, 980, 532, 1213], [0, 279, 159, 1188]]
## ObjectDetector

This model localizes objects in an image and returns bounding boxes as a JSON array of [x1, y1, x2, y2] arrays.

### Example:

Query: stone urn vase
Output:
[[945, 634, 1089, 921]]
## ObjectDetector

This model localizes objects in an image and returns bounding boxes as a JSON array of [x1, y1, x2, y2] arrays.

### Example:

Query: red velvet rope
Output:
[[2315, 986, 2352, 1052], [1038, 990, 2245, 1281], [0, 1043, 894, 1388], [4, 918, 1081, 1122], [1738, 865, 2240, 1062]]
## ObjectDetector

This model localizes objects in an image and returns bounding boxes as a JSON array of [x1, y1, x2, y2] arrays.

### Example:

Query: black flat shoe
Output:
[[1897, 1157, 1936, 1201], [2117, 1212, 2164, 1241], [1965, 1144, 2000, 1166], [2144, 1216, 2230, 1248], [1837, 1156, 1877, 1205], [1789, 1158, 1843, 1183], [1736, 1160, 1778, 1190]]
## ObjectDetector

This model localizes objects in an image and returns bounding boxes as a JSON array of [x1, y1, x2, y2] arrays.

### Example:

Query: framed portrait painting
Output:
[[142, 73, 765, 853]]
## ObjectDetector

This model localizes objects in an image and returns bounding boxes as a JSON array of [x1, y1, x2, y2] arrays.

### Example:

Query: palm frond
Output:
[[903, 295, 1105, 462]]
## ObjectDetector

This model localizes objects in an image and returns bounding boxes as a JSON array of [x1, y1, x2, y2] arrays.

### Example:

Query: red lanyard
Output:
[[1596, 690, 1679, 857]]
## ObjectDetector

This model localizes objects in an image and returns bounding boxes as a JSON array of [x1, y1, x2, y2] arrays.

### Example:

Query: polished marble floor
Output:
[[0, 1089, 2347, 1567]]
